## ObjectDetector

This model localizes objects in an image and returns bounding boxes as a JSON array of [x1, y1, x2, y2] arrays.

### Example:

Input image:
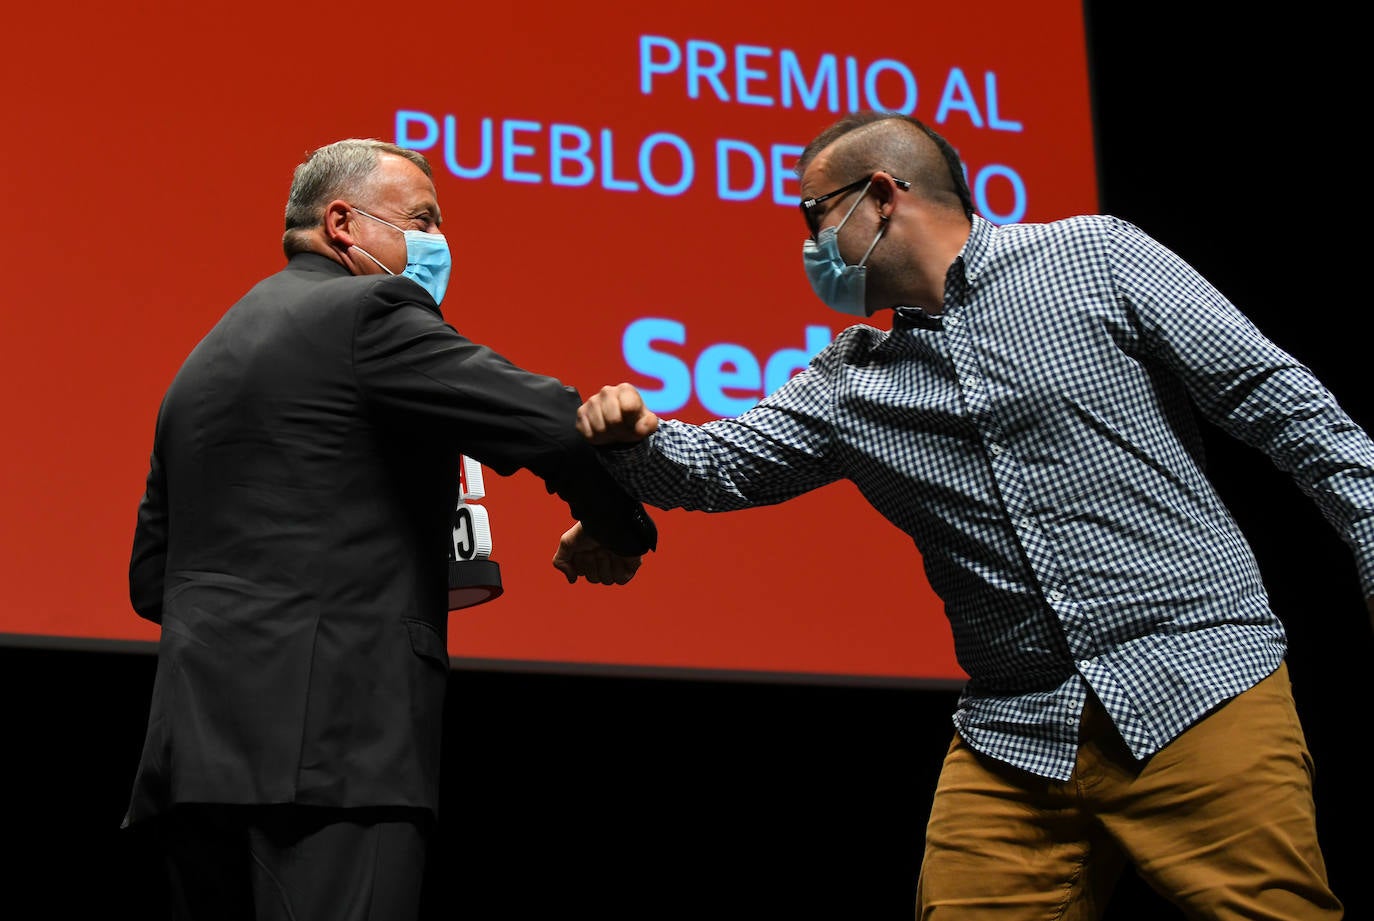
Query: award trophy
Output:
[[447, 455, 503, 610]]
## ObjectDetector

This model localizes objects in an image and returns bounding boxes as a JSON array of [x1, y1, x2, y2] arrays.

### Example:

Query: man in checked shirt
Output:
[[576, 111, 1373, 919]]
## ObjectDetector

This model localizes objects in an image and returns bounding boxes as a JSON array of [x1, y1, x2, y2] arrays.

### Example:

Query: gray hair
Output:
[[281, 139, 432, 257]]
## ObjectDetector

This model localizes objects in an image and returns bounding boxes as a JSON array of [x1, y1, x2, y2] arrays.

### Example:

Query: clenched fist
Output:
[[552, 521, 643, 585], [575, 383, 660, 445]]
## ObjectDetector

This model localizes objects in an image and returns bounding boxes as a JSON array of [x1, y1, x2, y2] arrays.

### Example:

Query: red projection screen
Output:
[[2, 1, 1099, 685]]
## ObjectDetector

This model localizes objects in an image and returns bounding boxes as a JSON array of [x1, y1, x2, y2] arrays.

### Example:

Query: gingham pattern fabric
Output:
[[601, 214, 1374, 781]]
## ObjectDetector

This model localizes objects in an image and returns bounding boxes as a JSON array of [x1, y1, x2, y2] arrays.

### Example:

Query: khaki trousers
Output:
[[915, 663, 1341, 920]]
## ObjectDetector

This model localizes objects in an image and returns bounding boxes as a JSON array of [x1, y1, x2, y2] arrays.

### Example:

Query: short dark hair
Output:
[[796, 112, 973, 219]]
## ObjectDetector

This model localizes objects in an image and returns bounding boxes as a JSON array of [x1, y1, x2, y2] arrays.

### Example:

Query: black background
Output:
[[5, 4, 1370, 918]]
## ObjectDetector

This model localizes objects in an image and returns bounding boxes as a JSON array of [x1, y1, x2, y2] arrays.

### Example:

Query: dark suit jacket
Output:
[[124, 253, 656, 826]]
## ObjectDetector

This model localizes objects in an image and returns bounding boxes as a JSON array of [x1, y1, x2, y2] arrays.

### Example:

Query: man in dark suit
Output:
[[123, 138, 658, 921]]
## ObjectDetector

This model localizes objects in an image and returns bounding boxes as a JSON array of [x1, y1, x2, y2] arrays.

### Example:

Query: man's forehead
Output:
[[374, 155, 438, 201], [381, 153, 428, 180], [798, 152, 837, 199]]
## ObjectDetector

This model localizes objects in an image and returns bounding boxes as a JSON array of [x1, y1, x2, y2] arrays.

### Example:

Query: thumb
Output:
[[551, 557, 577, 584], [634, 409, 660, 438]]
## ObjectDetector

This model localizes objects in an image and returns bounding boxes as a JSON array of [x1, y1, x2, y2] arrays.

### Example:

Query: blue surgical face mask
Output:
[[801, 180, 886, 317], [351, 208, 452, 306]]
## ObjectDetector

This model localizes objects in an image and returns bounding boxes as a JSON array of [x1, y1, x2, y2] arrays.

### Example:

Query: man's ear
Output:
[[322, 200, 356, 250], [870, 172, 908, 222]]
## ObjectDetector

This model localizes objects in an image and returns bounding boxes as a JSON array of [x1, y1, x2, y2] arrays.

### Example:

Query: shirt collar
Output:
[[892, 215, 993, 329], [958, 214, 995, 287]]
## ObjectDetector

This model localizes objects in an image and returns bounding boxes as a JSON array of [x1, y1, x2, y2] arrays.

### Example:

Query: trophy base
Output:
[[447, 559, 503, 611]]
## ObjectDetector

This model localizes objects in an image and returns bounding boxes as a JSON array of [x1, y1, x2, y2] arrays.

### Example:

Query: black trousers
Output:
[[153, 804, 431, 921]]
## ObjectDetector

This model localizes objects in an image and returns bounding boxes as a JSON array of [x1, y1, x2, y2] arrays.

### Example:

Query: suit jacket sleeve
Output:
[[129, 398, 169, 623], [352, 277, 657, 556]]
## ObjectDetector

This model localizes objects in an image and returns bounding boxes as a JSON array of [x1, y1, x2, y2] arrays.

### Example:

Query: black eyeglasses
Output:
[[799, 173, 911, 238]]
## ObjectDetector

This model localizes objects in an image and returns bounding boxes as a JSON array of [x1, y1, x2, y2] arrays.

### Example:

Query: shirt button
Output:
[[945, 315, 960, 327], [961, 377, 977, 390], [989, 443, 1003, 456], [1048, 590, 1065, 603], [1019, 516, 1032, 528]]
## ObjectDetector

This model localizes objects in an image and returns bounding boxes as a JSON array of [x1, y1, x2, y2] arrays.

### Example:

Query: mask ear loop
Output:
[[351, 244, 396, 276], [349, 207, 403, 276], [856, 223, 885, 268], [856, 192, 890, 269], [835, 179, 888, 268], [855, 175, 908, 267], [834, 179, 873, 235]]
